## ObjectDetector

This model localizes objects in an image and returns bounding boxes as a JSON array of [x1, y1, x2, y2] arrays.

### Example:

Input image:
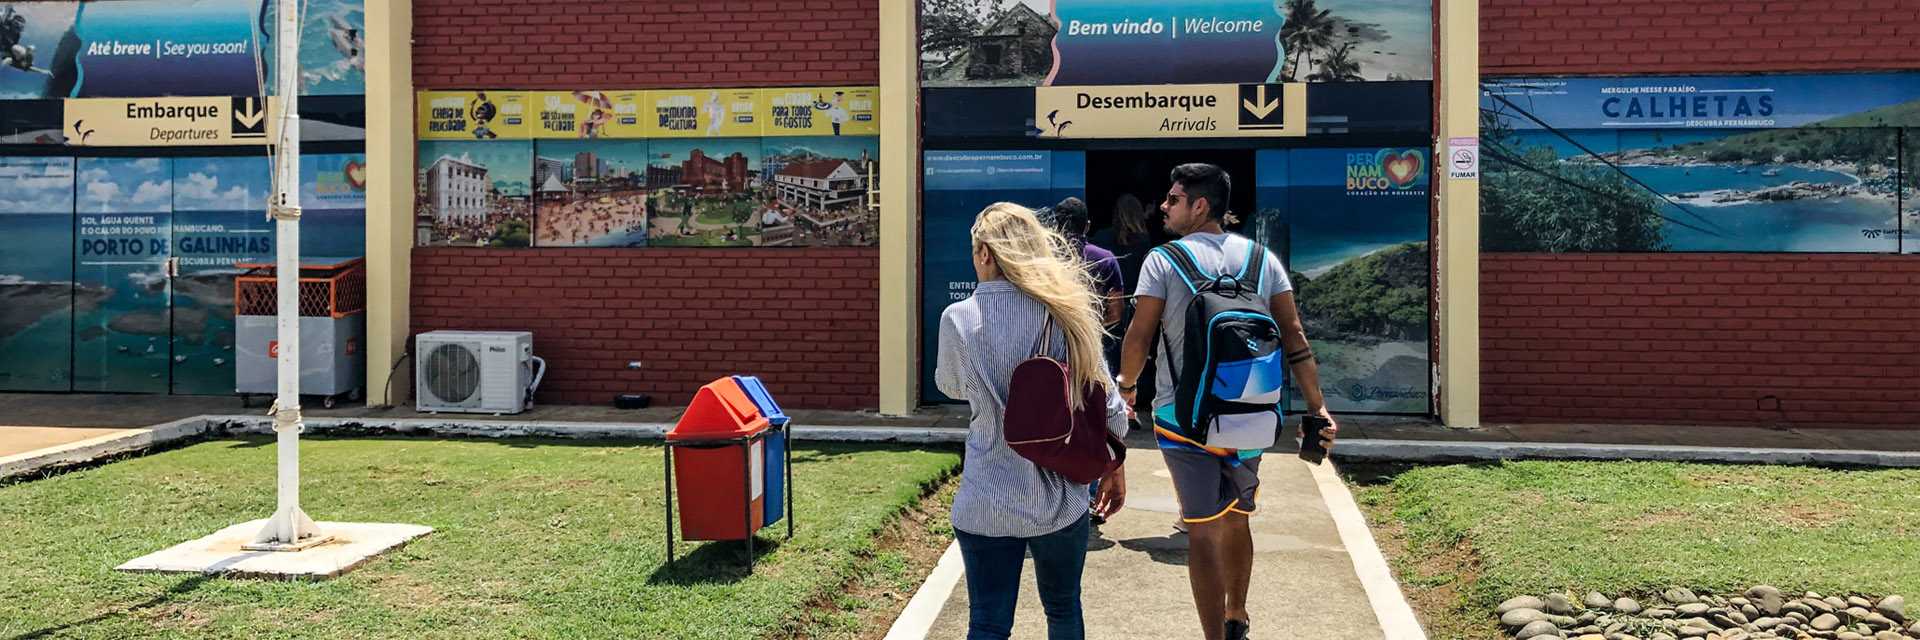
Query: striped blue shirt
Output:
[[936, 280, 1131, 538]]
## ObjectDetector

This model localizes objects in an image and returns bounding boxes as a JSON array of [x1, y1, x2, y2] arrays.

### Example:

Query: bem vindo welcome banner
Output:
[[920, 0, 1433, 88]]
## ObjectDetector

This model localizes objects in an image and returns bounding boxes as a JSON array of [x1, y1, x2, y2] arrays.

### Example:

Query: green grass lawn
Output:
[[0, 437, 960, 640], [1350, 461, 1920, 640]]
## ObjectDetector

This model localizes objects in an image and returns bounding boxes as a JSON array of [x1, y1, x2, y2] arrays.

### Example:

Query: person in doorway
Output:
[[936, 202, 1130, 640], [1046, 197, 1125, 330], [1115, 164, 1338, 640], [1090, 193, 1155, 297]]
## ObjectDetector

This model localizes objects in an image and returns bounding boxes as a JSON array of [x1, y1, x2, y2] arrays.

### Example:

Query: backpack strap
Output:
[[1237, 238, 1267, 294], [1153, 243, 1206, 295]]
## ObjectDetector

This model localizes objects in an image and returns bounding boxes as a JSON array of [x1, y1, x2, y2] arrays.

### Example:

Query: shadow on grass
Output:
[[6, 576, 210, 640], [647, 535, 786, 585]]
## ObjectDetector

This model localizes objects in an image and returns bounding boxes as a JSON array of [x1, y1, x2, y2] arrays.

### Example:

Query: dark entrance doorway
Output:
[[1083, 149, 1255, 242]]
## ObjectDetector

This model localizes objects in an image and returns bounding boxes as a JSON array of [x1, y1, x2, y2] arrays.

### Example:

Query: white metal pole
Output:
[[253, 0, 322, 547]]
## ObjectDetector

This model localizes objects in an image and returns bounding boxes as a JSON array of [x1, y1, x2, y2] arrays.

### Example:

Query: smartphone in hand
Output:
[[1298, 415, 1332, 465]]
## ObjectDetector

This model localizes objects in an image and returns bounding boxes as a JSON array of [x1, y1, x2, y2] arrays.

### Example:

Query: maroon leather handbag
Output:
[[1003, 318, 1127, 485]]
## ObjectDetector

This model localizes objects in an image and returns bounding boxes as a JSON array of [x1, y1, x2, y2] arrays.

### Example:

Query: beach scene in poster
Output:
[[1251, 148, 1431, 414], [1481, 74, 1920, 254], [0, 157, 79, 391], [534, 139, 649, 247]]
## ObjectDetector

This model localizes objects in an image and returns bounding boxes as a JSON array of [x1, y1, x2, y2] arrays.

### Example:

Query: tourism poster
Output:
[[1278, 147, 1431, 414], [417, 91, 532, 140], [919, 0, 1433, 87], [299, 153, 369, 257], [645, 138, 763, 247], [170, 156, 271, 395], [0, 157, 78, 391], [762, 87, 878, 137], [1482, 74, 1920, 253], [415, 139, 534, 247], [72, 157, 172, 393], [918, 149, 1065, 403], [646, 89, 762, 138], [760, 136, 879, 247], [533, 139, 649, 247]]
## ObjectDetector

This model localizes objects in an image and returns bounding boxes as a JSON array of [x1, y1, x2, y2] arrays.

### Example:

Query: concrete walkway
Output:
[[916, 436, 1416, 640], [0, 426, 139, 458]]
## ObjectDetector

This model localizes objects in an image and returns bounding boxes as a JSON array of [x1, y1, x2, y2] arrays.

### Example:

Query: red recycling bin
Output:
[[666, 378, 769, 543]]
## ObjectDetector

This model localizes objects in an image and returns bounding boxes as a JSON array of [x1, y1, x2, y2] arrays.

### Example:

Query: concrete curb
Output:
[[3, 415, 967, 481], [0, 417, 215, 481], [1332, 439, 1920, 468], [209, 415, 969, 444]]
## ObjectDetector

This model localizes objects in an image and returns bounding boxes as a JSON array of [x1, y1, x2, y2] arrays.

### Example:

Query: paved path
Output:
[[920, 438, 1411, 640], [0, 426, 138, 458]]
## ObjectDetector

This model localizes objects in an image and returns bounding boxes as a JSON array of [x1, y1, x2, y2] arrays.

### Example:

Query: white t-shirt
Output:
[[1134, 232, 1293, 414]]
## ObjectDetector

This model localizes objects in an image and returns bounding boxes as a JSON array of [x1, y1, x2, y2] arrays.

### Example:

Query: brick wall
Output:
[[1481, 255, 1920, 429], [413, 0, 880, 88], [408, 2, 882, 410], [1482, 0, 1920, 75], [412, 248, 880, 410]]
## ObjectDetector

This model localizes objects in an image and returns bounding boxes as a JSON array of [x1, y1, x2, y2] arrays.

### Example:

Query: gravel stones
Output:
[[1496, 589, 1920, 640]]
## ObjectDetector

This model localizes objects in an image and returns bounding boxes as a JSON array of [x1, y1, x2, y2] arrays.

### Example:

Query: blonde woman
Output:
[[935, 202, 1131, 640]]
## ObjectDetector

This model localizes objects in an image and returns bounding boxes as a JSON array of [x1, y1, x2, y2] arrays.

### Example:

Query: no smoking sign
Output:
[[1448, 137, 1478, 180]]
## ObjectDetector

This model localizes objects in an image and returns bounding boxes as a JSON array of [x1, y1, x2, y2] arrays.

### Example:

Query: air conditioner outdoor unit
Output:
[[415, 331, 542, 414]]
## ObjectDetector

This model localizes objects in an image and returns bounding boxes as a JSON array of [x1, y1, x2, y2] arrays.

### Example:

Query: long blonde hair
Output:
[[1111, 194, 1149, 246], [972, 203, 1111, 409]]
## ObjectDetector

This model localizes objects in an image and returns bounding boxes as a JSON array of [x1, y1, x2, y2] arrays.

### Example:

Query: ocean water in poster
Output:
[[298, 0, 365, 96], [1481, 74, 1919, 253], [533, 139, 649, 247], [169, 156, 271, 395], [298, 153, 369, 257], [72, 157, 172, 393], [0, 157, 78, 391], [1271, 147, 1430, 414]]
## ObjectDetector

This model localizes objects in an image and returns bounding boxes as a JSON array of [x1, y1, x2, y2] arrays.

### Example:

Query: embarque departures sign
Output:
[[1034, 83, 1306, 139], [63, 96, 281, 146]]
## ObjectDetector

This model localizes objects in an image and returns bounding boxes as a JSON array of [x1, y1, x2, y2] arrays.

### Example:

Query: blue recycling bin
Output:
[[732, 376, 789, 528]]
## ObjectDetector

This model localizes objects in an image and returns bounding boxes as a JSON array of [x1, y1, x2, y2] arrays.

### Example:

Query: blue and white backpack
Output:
[[1155, 240, 1287, 450]]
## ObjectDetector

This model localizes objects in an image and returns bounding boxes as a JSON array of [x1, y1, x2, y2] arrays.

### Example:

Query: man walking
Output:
[[1115, 163, 1338, 640]]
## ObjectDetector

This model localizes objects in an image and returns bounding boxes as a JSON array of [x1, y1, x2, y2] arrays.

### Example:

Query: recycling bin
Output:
[[732, 375, 790, 529], [666, 378, 769, 549]]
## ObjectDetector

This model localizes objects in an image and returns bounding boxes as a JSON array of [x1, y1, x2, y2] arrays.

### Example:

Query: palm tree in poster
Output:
[[1279, 0, 1336, 82], [1308, 43, 1363, 82]]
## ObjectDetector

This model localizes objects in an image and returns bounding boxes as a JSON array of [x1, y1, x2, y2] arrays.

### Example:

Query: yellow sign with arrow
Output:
[[63, 96, 282, 147], [1033, 83, 1305, 139]]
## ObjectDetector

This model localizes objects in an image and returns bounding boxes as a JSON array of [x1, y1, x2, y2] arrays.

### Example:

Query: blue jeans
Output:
[[954, 515, 1090, 640]]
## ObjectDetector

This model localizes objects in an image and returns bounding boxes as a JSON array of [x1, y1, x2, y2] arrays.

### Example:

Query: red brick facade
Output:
[[1479, 1, 1920, 427], [413, 1, 880, 89], [1482, 0, 1920, 76], [1481, 255, 1920, 429], [412, 248, 880, 409], [409, 1, 882, 409]]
